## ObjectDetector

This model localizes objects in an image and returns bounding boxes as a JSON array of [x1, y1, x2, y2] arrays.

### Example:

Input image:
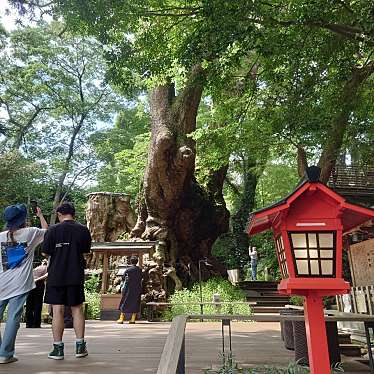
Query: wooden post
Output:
[[102, 252, 109, 293], [138, 251, 143, 267], [304, 294, 331, 374]]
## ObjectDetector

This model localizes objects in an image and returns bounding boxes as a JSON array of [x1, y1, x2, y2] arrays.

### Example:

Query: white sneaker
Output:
[[0, 356, 18, 364]]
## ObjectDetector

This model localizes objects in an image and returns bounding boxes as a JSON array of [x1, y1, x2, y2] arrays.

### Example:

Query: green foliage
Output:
[[213, 230, 280, 281], [0, 151, 38, 208], [289, 296, 304, 307], [256, 163, 300, 209], [0, 21, 121, 221], [114, 132, 151, 197], [212, 234, 240, 269], [250, 232, 281, 281], [204, 354, 344, 373], [163, 278, 250, 320], [84, 275, 101, 319], [84, 291, 100, 320], [85, 274, 100, 293], [90, 102, 150, 201], [203, 354, 310, 373], [5, 0, 374, 285]]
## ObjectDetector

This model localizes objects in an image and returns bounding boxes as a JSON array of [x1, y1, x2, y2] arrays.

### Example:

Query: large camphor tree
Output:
[[8, 0, 373, 284]]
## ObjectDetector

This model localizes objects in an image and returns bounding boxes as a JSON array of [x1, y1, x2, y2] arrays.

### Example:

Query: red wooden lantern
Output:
[[247, 166, 374, 373]]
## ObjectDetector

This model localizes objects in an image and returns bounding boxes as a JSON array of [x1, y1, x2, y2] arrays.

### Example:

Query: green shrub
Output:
[[289, 296, 304, 306], [203, 353, 344, 373], [163, 277, 250, 320], [85, 291, 101, 319], [85, 274, 100, 293], [85, 275, 101, 319], [203, 353, 310, 373]]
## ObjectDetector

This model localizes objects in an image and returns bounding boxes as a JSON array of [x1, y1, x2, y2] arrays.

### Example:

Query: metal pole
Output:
[[364, 322, 374, 373], [199, 260, 203, 321], [221, 320, 225, 353]]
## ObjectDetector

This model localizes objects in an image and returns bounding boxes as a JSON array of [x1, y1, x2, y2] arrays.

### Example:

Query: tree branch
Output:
[[318, 61, 374, 183], [60, 162, 96, 202], [224, 176, 242, 198]]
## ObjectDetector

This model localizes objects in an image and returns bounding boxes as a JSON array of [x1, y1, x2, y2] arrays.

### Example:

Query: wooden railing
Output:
[[157, 313, 374, 374], [157, 315, 187, 374], [336, 286, 374, 315]]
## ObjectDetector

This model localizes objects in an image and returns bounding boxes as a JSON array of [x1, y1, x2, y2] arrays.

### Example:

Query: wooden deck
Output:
[[4, 320, 371, 373]]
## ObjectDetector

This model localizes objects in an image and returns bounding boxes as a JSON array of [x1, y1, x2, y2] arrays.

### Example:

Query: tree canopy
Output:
[[2, 0, 373, 280]]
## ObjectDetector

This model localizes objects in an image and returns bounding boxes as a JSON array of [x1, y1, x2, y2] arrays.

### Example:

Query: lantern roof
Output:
[[247, 166, 374, 235]]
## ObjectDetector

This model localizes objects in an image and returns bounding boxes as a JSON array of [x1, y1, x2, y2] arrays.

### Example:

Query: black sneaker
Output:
[[48, 343, 64, 360], [76, 341, 88, 358]]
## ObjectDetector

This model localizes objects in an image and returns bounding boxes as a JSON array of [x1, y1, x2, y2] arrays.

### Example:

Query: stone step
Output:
[[251, 306, 284, 314], [247, 294, 290, 301], [239, 281, 279, 291], [254, 301, 290, 307], [244, 291, 286, 298], [246, 296, 290, 302], [339, 343, 363, 357]]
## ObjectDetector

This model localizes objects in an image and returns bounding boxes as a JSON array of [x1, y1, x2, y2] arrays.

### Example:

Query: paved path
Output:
[[3, 321, 170, 374], [1, 321, 370, 373]]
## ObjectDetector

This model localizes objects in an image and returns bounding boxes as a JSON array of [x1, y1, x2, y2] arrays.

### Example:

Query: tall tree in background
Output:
[[6, 0, 373, 280], [0, 21, 120, 222]]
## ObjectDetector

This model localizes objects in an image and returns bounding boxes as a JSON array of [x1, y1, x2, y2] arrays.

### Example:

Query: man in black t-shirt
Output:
[[42, 203, 91, 361]]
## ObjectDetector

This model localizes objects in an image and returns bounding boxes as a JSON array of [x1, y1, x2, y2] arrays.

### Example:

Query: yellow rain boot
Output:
[[117, 313, 125, 324], [129, 313, 136, 324]]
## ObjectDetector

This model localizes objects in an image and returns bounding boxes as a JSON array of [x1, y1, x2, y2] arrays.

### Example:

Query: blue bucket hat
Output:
[[3, 204, 27, 229]]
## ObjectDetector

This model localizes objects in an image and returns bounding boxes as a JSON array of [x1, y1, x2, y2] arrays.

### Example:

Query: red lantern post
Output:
[[247, 167, 374, 374]]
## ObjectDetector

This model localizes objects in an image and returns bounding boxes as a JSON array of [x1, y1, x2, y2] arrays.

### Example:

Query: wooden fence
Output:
[[336, 286, 374, 315]]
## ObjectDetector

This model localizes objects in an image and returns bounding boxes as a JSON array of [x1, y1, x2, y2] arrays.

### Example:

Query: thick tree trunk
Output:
[[297, 146, 308, 178], [130, 66, 230, 295], [318, 62, 374, 183], [86, 192, 136, 268], [50, 172, 66, 224]]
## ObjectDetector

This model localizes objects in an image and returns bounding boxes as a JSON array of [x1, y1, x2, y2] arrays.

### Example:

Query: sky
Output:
[[0, 0, 19, 31], [0, 0, 52, 32]]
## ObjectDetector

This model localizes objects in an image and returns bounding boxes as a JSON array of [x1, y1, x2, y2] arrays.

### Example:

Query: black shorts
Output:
[[44, 285, 85, 306]]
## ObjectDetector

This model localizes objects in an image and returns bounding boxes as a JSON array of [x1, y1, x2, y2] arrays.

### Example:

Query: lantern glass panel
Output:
[[289, 231, 336, 277], [310, 260, 319, 275], [296, 260, 309, 275], [320, 249, 333, 258], [276, 235, 288, 278], [319, 233, 334, 248], [291, 233, 307, 248], [309, 249, 318, 258], [308, 234, 318, 248], [294, 249, 308, 258], [321, 260, 333, 275]]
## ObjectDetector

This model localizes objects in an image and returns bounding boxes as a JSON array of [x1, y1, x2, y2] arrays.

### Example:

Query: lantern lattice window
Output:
[[276, 235, 289, 278], [289, 232, 335, 277]]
